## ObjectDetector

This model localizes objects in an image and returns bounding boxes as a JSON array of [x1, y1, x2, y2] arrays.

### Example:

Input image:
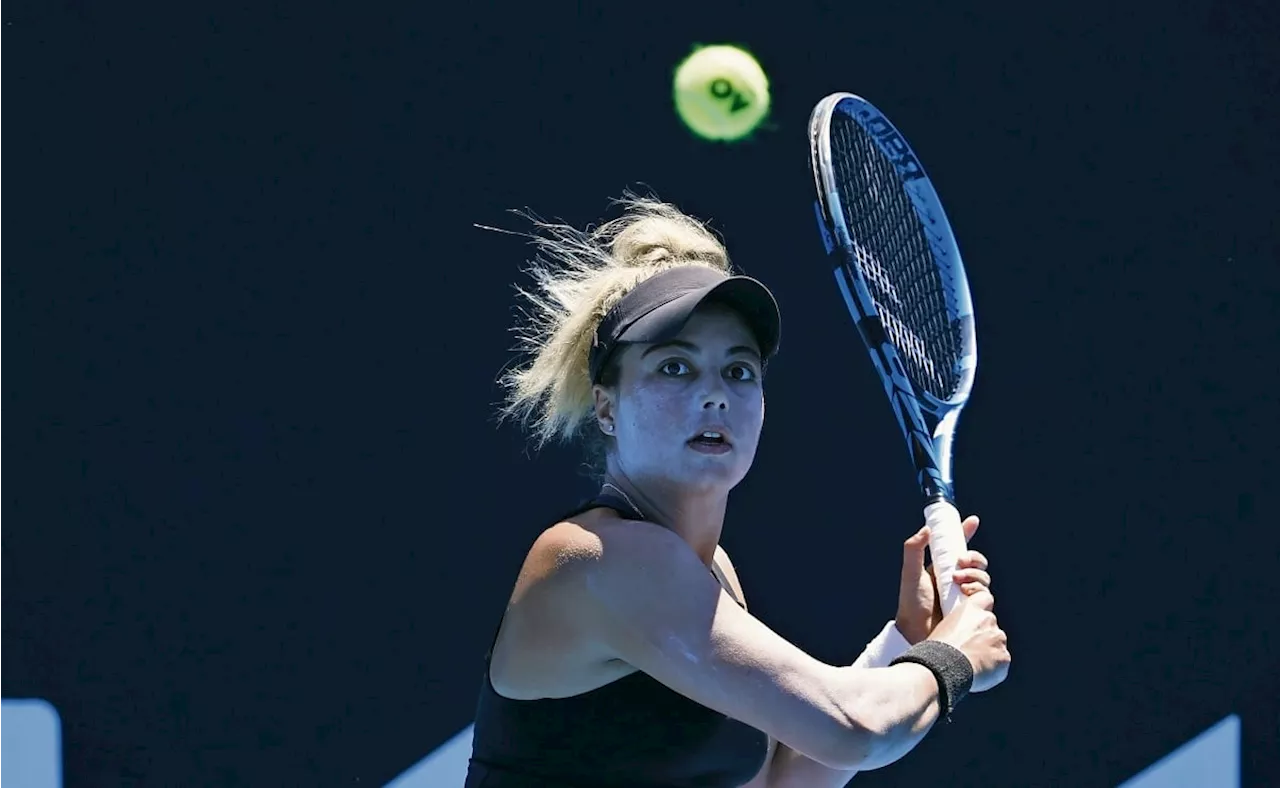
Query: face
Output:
[[593, 303, 766, 494]]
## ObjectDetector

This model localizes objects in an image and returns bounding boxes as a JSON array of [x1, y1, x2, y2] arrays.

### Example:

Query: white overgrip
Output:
[[924, 499, 966, 615]]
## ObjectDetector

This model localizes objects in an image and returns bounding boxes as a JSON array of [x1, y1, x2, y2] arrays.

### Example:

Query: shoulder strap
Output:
[[709, 558, 745, 609]]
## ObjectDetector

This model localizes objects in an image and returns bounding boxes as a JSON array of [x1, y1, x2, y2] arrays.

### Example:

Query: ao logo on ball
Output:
[[708, 77, 752, 114]]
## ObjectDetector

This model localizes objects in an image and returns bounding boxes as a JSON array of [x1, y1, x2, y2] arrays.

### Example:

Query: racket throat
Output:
[[907, 410, 959, 502], [931, 409, 961, 483]]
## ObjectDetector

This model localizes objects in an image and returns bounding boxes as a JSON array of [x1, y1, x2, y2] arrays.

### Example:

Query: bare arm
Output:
[[711, 549, 865, 788], [527, 520, 943, 771]]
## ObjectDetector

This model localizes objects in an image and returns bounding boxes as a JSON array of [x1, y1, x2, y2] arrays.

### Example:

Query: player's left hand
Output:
[[895, 515, 990, 645]]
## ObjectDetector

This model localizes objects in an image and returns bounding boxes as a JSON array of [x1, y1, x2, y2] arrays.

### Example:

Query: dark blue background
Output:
[[6, 1, 1278, 785]]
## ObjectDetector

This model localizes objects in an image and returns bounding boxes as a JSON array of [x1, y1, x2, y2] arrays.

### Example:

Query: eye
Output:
[[727, 363, 758, 382], [660, 359, 691, 377]]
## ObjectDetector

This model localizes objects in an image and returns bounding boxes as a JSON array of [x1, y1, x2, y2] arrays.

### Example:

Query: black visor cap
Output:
[[588, 265, 781, 383]]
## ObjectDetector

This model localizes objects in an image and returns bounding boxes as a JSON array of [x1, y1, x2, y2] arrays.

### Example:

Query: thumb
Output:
[[902, 525, 929, 571]]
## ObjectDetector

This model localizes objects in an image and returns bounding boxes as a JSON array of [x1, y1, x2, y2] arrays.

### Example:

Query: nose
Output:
[[702, 382, 729, 411]]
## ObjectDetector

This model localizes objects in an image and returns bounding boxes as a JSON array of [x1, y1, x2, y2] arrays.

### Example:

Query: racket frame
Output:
[[808, 92, 978, 612]]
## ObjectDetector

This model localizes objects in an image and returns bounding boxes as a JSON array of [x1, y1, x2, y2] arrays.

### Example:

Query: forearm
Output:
[[767, 621, 922, 783], [834, 662, 942, 771]]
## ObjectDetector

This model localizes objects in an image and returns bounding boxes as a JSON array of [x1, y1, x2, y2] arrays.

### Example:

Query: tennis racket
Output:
[[808, 92, 978, 616]]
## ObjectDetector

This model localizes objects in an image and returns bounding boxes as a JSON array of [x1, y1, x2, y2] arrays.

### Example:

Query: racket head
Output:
[[809, 92, 977, 415]]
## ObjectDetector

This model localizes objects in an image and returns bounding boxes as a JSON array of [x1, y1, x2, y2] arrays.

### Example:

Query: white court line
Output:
[[384, 724, 474, 788], [2, 699, 64, 788], [1116, 715, 1240, 788]]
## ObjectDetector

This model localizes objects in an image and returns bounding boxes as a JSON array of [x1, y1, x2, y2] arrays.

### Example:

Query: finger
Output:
[[956, 550, 989, 571], [965, 588, 995, 610], [961, 515, 981, 541], [961, 581, 990, 595], [900, 527, 929, 590], [902, 525, 928, 565], [954, 568, 991, 588]]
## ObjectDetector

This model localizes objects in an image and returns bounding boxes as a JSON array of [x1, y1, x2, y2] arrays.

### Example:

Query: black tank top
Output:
[[464, 491, 770, 788]]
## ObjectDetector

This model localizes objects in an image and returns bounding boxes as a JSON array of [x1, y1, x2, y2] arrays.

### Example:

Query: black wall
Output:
[[6, 1, 1278, 785]]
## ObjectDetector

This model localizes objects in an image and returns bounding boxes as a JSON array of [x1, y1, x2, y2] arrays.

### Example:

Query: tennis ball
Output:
[[673, 44, 770, 142]]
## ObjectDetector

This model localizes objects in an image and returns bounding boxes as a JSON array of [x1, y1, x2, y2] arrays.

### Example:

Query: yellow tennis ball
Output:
[[673, 44, 770, 142]]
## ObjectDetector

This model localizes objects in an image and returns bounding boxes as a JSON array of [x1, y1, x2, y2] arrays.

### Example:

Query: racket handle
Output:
[[924, 500, 967, 615]]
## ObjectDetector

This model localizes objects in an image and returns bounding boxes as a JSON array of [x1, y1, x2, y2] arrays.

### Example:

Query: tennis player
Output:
[[465, 197, 1010, 787]]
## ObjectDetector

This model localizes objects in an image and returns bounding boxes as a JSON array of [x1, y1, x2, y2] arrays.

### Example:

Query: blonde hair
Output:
[[495, 195, 734, 448]]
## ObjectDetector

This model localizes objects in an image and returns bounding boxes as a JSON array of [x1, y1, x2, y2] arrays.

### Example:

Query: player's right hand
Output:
[[926, 589, 1010, 693]]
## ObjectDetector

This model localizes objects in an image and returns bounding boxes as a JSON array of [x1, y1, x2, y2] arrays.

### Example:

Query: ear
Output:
[[592, 383, 616, 434]]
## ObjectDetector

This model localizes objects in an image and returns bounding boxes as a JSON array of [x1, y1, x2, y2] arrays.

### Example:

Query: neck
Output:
[[601, 471, 726, 566]]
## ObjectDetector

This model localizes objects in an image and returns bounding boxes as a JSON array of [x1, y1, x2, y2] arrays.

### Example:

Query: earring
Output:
[[601, 422, 614, 435]]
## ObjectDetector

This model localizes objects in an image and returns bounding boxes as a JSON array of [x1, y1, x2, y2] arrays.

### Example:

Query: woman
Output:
[[466, 197, 1010, 787]]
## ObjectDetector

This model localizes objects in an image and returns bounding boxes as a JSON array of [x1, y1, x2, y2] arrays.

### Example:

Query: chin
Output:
[[677, 456, 752, 493]]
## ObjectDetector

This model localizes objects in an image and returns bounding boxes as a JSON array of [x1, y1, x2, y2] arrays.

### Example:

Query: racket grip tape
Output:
[[924, 500, 967, 615]]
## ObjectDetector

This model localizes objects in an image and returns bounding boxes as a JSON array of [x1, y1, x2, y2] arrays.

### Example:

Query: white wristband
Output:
[[851, 620, 913, 669]]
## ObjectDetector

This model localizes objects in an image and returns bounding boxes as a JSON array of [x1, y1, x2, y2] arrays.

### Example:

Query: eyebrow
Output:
[[640, 339, 762, 362]]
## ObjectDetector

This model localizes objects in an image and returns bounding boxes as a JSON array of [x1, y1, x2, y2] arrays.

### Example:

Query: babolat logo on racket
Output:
[[860, 112, 925, 182]]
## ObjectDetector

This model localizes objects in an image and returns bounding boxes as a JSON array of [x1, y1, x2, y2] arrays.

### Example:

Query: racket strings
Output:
[[829, 113, 963, 401]]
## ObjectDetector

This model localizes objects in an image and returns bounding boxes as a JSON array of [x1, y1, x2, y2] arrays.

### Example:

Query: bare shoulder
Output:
[[489, 510, 693, 699], [520, 510, 692, 585]]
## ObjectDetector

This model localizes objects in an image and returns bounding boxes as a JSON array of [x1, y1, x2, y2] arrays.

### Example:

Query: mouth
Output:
[[687, 429, 733, 454]]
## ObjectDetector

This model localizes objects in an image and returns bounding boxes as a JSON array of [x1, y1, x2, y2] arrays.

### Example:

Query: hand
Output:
[[895, 515, 990, 645], [927, 588, 1010, 693]]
